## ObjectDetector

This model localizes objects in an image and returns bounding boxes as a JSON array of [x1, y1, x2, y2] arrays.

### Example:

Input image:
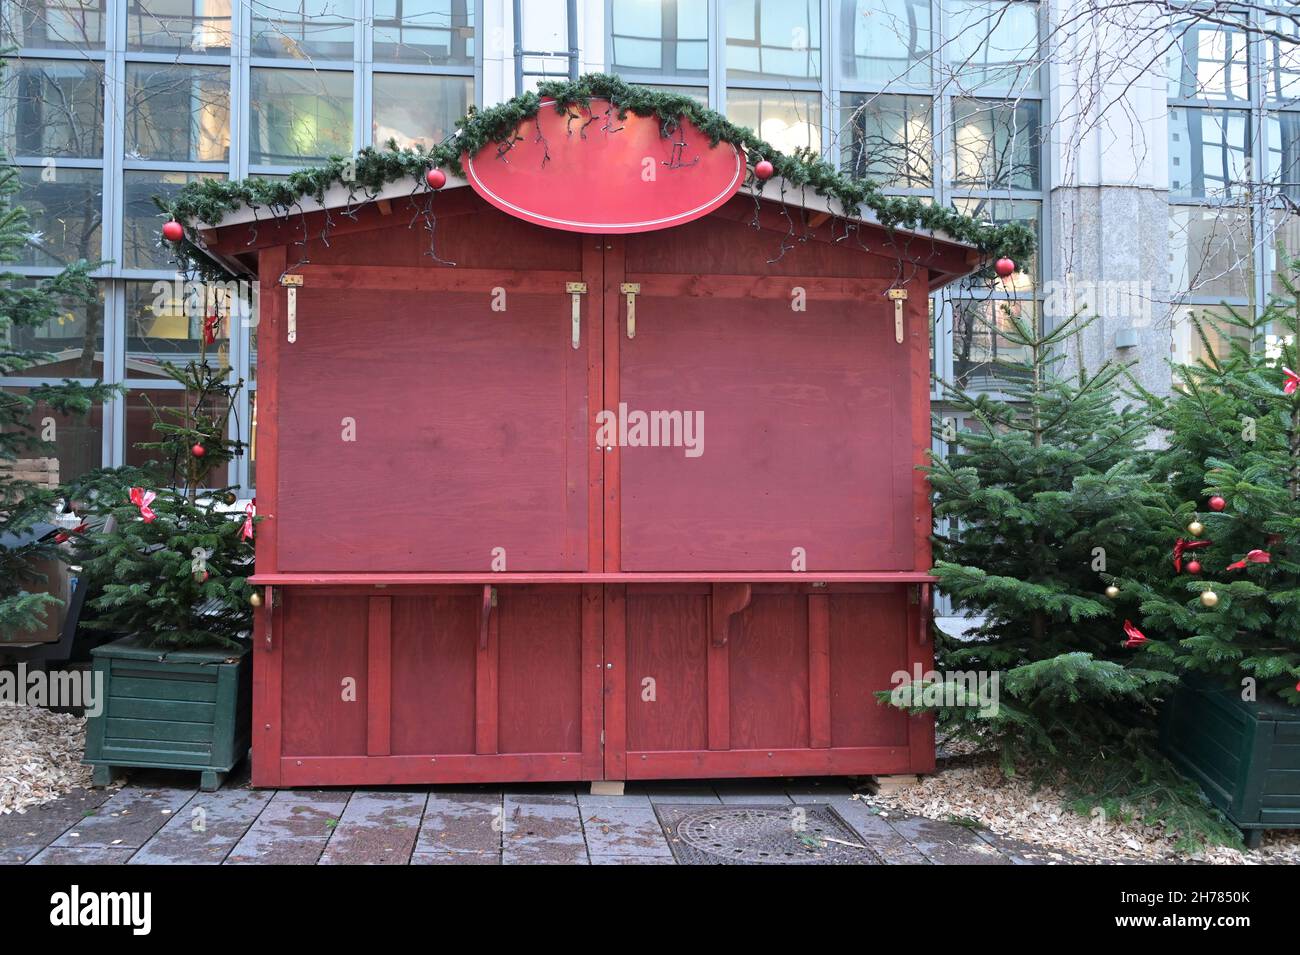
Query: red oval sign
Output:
[[463, 98, 744, 234]]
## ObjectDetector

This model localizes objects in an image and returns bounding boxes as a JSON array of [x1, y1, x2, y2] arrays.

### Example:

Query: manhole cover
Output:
[[655, 804, 880, 865]]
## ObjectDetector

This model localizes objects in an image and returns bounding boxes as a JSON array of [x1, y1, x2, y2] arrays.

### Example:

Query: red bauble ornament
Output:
[[1209, 495, 1226, 512], [193, 570, 209, 583], [1185, 560, 1202, 575], [426, 168, 446, 190], [162, 220, 184, 242], [191, 443, 206, 458], [753, 159, 775, 181], [994, 257, 1016, 278]]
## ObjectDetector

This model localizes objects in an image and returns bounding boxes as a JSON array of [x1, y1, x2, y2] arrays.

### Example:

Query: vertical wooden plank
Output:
[[475, 593, 499, 755], [367, 595, 392, 757], [808, 592, 832, 749], [707, 589, 731, 752], [257, 245, 285, 576], [603, 585, 627, 780], [602, 236, 625, 572], [909, 276, 933, 572], [252, 588, 283, 787], [585, 239, 605, 572], [250, 247, 282, 786], [907, 585, 937, 773], [581, 584, 604, 779]]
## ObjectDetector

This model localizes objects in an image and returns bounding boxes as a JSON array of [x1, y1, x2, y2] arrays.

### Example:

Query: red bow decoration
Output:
[[54, 521, 87, 544], [1286, 368, 1300, 394], [1173, 538, 1211, 573], [241, 500, 255, 542], [1122, 620, 1148, 649], [202, 311, 221, 346], [1227, 549, 1271, 571], [129, 487, 157, 523]]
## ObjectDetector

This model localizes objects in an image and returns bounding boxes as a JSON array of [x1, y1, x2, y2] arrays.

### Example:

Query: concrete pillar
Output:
[[1047, 0, 1172, 397]]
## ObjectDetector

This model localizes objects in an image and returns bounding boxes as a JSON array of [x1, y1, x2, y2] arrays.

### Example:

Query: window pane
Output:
[[1168, 206, 1253, 299], [727, 89, 821, 155], [951, 299, 1036, 388], [1168, 106, 1250, 199], [3, 278, 105, 378], [1171, 305, 1250, 365], [611, 0, 708, 78], [372, 73, 471, 150], [1269, 210, 1300, 299], [126, 0, 233, 55], [840, 92, 932, 188], [123, 170, 226, 269], [125, 279, 234, 379], [1166, 18, 1248, 101], [0, 58, 104, 158], [123, 387, 231, 483], [726, 0, 820, 81], [249, 68, 353, 166], [1266, 111, 1300, 204], [943, 0, 1039, 90], [951, 98, 1040, 190], [952, 197, 1039, 290], [632, 82, 709, 105], [17, 165, 101, 267], [840, 0, 930, 87], [374, 0, 474, 65], [1, 0, 106, 49], [125, 63, 230, 163], [252, 0, 355, 60], [5, 386, 104, 482], [1265, 14, 1300, 102]]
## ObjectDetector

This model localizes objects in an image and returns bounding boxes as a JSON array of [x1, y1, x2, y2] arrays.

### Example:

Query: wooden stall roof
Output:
[[187, 171, 983, 291]]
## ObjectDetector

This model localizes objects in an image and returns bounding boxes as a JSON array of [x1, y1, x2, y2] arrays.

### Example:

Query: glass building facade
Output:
[[3, 0, 1052, 495]]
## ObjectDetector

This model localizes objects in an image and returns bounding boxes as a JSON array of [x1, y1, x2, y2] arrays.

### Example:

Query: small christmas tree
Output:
[[1122, 296, 1300, 706], [78, 286, 256, 650], [913, 304, 1235, 846], [0, 121, 116, 638]]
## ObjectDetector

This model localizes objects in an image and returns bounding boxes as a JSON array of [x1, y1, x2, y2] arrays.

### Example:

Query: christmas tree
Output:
[[77, 285, 256, 650], [913, 304, 1235, 845], [1121, 296, 1300, 706], [0, 123, 116, 638]]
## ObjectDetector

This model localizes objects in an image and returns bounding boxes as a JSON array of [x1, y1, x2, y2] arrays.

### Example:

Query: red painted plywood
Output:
[[624, 591, 709, 753], [496, 588, 584, 754], [275, 285, 589, 572], [390, 594, 478, 755], [728, 594, 811, 750], [280, 593, 368, 757], [615, 283, 912, 571], [829, 592, 911, 747]]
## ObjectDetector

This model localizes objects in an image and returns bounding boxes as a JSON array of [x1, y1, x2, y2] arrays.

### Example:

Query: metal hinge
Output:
[[620, 283, 641, 339], [887, 288, 908, 344], [566, 282, 587, 349], [281, 274, 304, 343]]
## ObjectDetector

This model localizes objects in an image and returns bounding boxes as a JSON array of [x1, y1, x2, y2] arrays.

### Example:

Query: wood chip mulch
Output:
[[0, 704, 103, 815], [861, 752, 1300, 865]]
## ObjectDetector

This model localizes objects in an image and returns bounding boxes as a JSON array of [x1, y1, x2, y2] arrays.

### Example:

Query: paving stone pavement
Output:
[[0, 768, 1082, 865]]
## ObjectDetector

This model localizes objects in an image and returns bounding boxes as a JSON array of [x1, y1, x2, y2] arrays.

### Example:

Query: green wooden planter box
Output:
[[1160, 681, 1300, 848], [83, 636, 251, 792]]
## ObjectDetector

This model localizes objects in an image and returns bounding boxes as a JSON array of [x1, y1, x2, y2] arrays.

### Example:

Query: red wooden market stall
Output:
[[186, 96, 986, 789]]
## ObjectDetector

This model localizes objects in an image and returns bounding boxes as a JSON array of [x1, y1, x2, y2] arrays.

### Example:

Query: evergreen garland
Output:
[[162, 73, 1034, 280]]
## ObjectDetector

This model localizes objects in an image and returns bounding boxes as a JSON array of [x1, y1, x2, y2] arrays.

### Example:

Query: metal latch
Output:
[[566, 282, 587, 349], [281, 274, 303, 343], [621, 283, 641, 339], [887, 288, 908, 344]]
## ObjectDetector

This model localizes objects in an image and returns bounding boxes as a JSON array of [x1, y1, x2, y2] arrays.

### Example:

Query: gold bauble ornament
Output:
[[1104, 585, 1120, 599], [1200, 589, 1219, 608], [249, 591, 263, 608], [1188, 521, 1205, 537]]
